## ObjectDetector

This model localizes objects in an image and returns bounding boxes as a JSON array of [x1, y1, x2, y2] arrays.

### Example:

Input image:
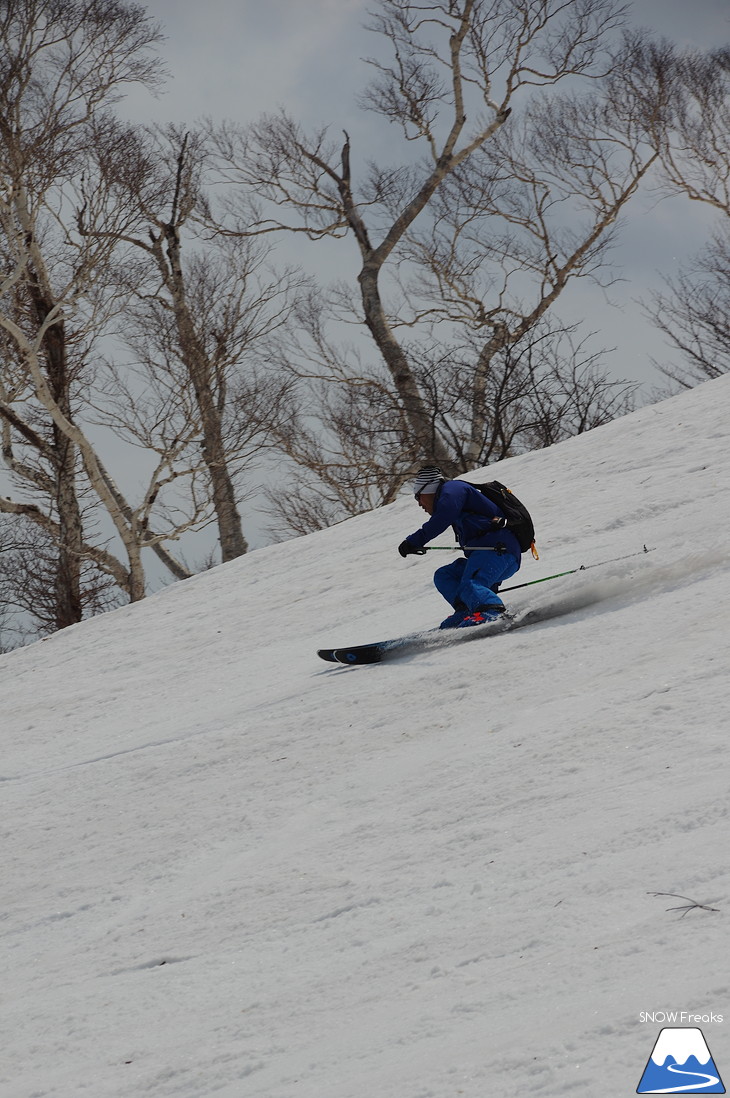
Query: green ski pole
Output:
[[422, 545, 654, 593]]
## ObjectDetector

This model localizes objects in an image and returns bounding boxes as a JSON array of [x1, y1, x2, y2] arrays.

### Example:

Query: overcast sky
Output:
[[131, 0, 730, 129]]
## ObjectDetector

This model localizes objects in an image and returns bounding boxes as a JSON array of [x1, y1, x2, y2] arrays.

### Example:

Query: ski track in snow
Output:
[[2, 376, 730, 1098]]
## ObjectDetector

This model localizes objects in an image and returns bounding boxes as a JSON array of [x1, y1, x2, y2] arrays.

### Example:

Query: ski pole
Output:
[[424, 545, 505, 551], [423, 544, 655, 593]]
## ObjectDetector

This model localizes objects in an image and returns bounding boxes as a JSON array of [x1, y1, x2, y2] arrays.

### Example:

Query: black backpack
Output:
[[465, 480, 538, 557]]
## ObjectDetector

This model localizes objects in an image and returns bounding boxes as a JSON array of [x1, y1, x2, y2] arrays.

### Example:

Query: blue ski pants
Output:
[[434, 551, 520, 612]]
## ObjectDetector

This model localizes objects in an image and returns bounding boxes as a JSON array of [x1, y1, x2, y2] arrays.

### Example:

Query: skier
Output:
[[398, 465, 522, 628]]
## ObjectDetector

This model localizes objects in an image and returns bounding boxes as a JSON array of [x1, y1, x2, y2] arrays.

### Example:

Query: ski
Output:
[[317, 607, 541, 665], [317, 627, 443, 665]]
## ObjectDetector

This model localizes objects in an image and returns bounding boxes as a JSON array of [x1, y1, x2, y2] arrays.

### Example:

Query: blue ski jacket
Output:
[[405, 480, 522, 559]]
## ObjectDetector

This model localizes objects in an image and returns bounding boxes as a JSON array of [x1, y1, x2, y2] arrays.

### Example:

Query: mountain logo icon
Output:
[[637, 1027, 725, 1093]]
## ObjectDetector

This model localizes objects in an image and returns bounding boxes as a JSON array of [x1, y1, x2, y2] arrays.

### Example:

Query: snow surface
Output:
[[3, 375, 730, 1098]]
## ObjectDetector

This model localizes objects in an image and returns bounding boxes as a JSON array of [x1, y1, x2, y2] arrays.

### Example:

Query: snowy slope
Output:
[[3, 376, 730, 1098]]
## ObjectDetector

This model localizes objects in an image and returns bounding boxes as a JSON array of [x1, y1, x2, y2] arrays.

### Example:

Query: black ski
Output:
[[318, 610, 523, 666], [315, 591, 614, 665]]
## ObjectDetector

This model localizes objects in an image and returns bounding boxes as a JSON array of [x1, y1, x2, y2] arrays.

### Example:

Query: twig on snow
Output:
[[649, 892, 720, 918]]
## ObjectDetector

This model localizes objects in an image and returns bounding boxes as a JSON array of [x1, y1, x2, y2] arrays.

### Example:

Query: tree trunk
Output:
[[336, 86, 506, 476], [53, 432, 84, 627], [358, 262, 457, 473], [30, 284, 84, 628], [194, 359, 249, 560], [160, 227, 249, 561]]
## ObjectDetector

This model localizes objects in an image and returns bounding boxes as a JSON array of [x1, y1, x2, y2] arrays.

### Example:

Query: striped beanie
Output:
[[412, 465, 445, 498]]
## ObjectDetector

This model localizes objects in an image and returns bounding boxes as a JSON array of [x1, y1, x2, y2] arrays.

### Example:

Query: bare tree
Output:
[[634, 41, 730, 386], [386, 69, 658, 466], [647, 230, 730, 387], [259, 286, 415, 535], [213, 0, 665, 526], [414, 324, 638, 462], [0, 513, 123, 642], [0, 0, 183, 628], [216, 0, 633, 474], [652, 45, 730, 217], [264, 298, 636, 536], [82, 125, 302, 563]]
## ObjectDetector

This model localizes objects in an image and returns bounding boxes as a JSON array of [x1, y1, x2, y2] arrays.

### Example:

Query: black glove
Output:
[[398, 539, 426, 557]]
